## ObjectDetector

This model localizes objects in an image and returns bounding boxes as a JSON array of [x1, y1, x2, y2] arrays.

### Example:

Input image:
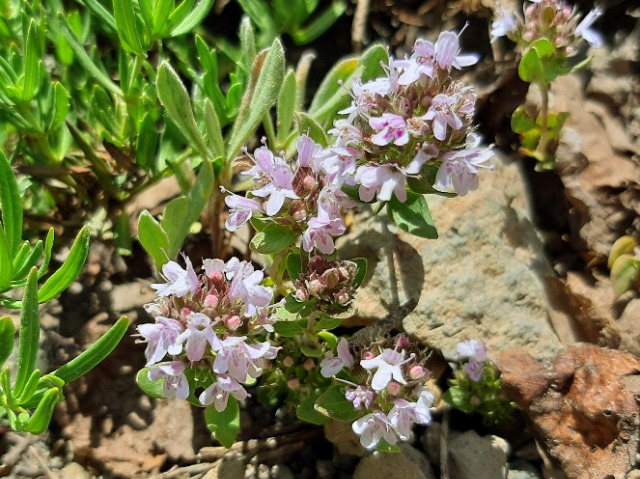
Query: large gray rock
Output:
[[339, 153, 562, 363], [448, 430, 508, 479]]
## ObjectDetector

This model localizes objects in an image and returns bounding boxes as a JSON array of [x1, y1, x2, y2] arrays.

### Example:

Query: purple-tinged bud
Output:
[[204, 294, 219, 309], [323, 269, 340, 289], [395, 336, 411, 350], [225, 315, 242, 330], [386, 381, 402, 396], [336, 291, 351, 306], [308, 279, 324, 297], [409, 364, 428, 380], [303, 358, 315, 371], [287, 378, 300, 390], [295, 288, 309, 302]]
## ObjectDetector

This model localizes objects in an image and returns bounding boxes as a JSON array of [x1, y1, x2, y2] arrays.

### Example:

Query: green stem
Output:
[[535, 81, 550, 159]]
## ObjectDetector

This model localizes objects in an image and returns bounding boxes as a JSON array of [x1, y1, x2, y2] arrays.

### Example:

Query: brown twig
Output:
[[352, 0, 371, 52]]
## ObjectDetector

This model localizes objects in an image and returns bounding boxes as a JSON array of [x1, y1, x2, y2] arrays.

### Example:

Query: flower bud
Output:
[[308, 279, 324, 297], [204, 294, 219, 309], [287, 378, 300, 390], [386, 381, 402, 396], [225, 315, 242, 330], [282, 356, 295, 368], [303, 358, 315, 371], [295, 288, 309, 302]]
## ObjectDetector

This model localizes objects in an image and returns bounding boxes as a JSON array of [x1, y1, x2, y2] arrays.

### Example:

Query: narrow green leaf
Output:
[[14, 268, 39, 398], [235, 0, 277, 34], [290, 0, 346, 45], [37, 229, 54, 278], [156, 61, 210, 158], [277, 69, 296, 144], [12, 240, 43, 282], [0, 317, 16, 368], [203, 98, 225, 159], [19, 20, 42, 101], [386, 192, 438, 239], [239, 16, 256, 67], [352, 257, 367, 288], [250, 222, 296, 255], [47, 82, 70, 132], [294, 51, 315, 112], [137, 210, 171, 270], [52, 317, 129, 384], [167, 0, 195, 28], [0, 150, 22, 257], [0, 227, 12, 292], [307, 56, 357, 118], [170, 0, 215, 37], [24, 387, 63, 434], [226, 38, 285, 160], [11, 242, 30, 279], [139, 0, 155, 32], [161, 159, 214, 257], [113, 0, 146, 56], [37, 226, 90, 303], [135, 113, 159, 171], [205, 396, 240, 448], [294, 112, 328, 146], [83, 0, 118, 34], [57, 13, 122, 96], [286, 253, 302, 281], [152, 0, 175, 36], [15, 369, 41, 405]]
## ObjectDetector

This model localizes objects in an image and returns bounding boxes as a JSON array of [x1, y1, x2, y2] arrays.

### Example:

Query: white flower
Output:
[[352, 412, 398, 449], [575, 6, 604, 48], [360, 348, 410, 391]]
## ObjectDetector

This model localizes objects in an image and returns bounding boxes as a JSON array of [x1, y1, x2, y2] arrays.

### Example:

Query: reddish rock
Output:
[[496, 344, 640, 479]]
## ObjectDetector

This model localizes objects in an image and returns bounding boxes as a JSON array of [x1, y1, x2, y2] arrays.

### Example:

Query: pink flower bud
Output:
[[282, 356, 295, 368], [287, 378, 300, 390], [395, 336, 411, 350], [303, 358, 315, 371], [322, 269, 340, 289], [409, 365, 428, 380], [386, 381, 402, 396], [295, 288, 309, 302], [204, 294, 219, 309], [225, 315, 242, 330], [308, 279, 324, 297], [362, 351, 376, 360]]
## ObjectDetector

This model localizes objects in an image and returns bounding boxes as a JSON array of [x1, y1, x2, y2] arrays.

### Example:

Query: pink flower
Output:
[[423, 93, 464, 141], [174, 312, 220, 362], [434, 31, 479, 70], [457, 339, 487, 361], [320, 338, 355, 377], [213, 336, 278, 382], [395, 39, 436, 85], [345, 385, 375, 410], [228, 261, 273, 317], [356, 165, 407, 203], [360, 348, 410, 391], [369, 113, 409, 146], [302, 207, 346, 255], [352, 412, 398, 449], [252, 162, 299, 216], [137, 316, 184, 366], [223, 190, 262, 232], [147, 361, 189, 400], [435, 137, 493, 196], [199, 374, 248, 411], [151, 255, 198, 298]]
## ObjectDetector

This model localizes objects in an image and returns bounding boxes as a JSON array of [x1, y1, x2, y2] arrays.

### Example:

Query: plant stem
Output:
[[536, 81, 550, 160]]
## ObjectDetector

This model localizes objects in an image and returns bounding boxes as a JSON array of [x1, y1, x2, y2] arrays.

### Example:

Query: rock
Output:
[[58, 462, 91, 479], [339, 152, 562, 363], [448, 430, 508, 479], [270, 464, 295, 479], [422, 421, 441, 466], [508, 459, 542, 479], [324, 419, 367, 457], [353, 444, 436, 479], [497, 344, 640, 479], [202, 451, 245, 479]]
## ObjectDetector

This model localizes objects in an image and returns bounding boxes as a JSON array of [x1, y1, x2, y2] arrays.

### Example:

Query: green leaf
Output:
[[296, 390, 329, 425], [203, 98, 225, 160], [273, 319, 305, 337], [152, 0, 175, 36], [38, 226, 90, 303], [518, 47, 544, 83], [156, 61, 210, 159], [352, 257, 367, 288], [135, 112, 159, 171], [277, 69, 296, 144], [406, 164, 457, 197], [0, 150, 22, 258], [610, 255, 640, 297], [609, 236, 638, 269], [317, 331, 337, 349], [286, 253, 302, 280], [250, 222, 296, 255], [386, 192, 438, 239], [51, 317, 129, 384], [15, 369, 41, 405], [313, 315, 341, 332], [314, 384, 361, 421], [161, 159, 214, 258], [294, 112, 328, 147], [19, 20, 42, 101], [57, 13, 122, 96], [136, 367, 166, 399], [300, 343, 323, 357], [24, 387, 63, 434], [290, 0, 346, 45], [239, 16, 257, 67], [137, 210, 171, 271], [113, 0, 146, 56], [0, 317, 15, 368], [47, 82, 70, 132], [226, 38, 285, 160], [83, 0, 118, 34], [12, 240, 43, 283], [14, 268, 39, 398], [307, 56, 357, 122], [170, 0, 215, 37], [0, 226, 12, 292], [205, 396, 240, 448]]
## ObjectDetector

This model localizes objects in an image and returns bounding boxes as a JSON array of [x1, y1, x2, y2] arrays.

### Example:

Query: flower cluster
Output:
[[224, 135, 353, 255], [293, 255, 359, 311], [491, 0, 603, 52], [457, 339, 488, 381], [329, 31, 493, 198], [137, 256, 279, 411], [320, 337, 435, 450]]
